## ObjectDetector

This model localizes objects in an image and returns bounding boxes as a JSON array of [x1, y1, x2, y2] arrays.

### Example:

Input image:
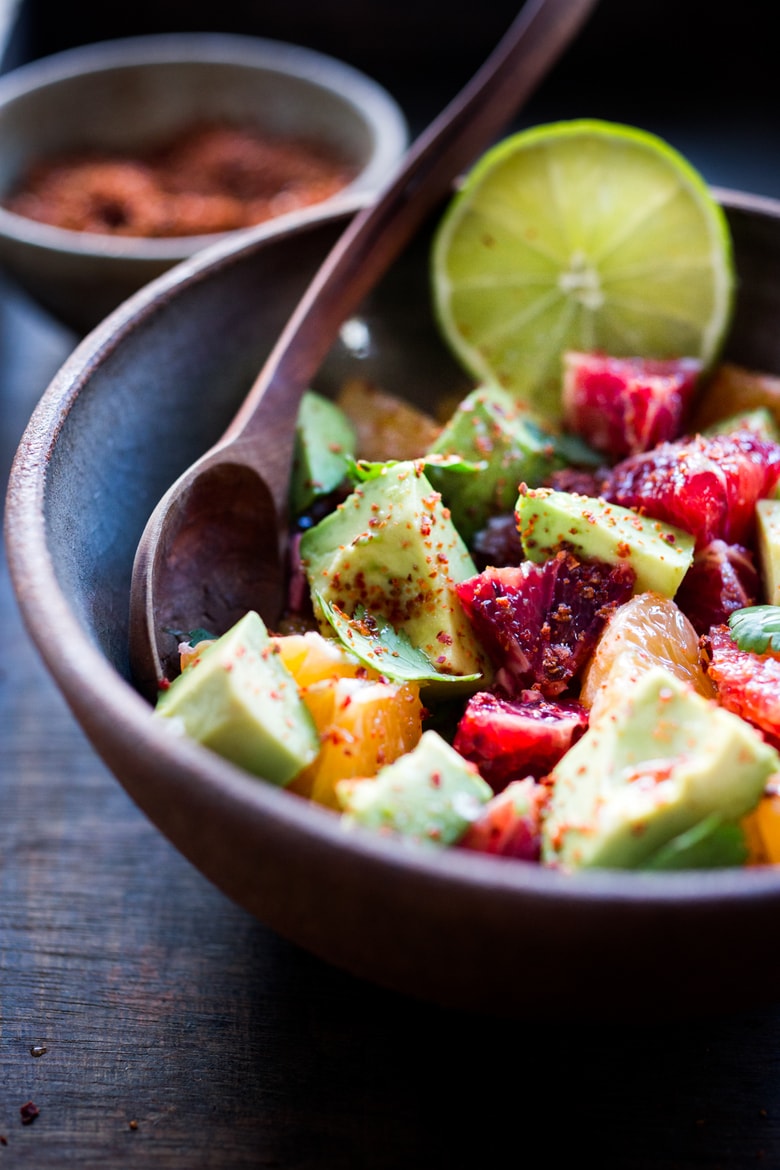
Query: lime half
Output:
[[431, 120, 734, 421]]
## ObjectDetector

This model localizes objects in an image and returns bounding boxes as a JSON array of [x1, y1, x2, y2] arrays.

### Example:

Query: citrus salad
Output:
[[154, 120, 780, 871]]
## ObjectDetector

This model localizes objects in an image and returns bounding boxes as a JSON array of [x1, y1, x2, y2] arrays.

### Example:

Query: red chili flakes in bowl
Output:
[[3, 121, 357, 237]]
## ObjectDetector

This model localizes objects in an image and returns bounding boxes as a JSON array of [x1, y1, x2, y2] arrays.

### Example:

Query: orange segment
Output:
[[179, 638, 216, 670], [273, 630, 424, 808], [271, 630, 373, 688], [743, 784, 780, 864], [336, 377, 441, 461], [580, 591, 714, 724], [289, 675, 423, 808], [691, 362, 780, 432]]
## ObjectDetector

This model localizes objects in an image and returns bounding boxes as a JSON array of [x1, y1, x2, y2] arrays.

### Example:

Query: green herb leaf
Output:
[[345, 453, 484, 485], [344, 456, 395, 483], [537, 427, 604, 469], [165, 626, 216, 647], [728, 605, 780, 655], [420, 453, 487, 475], [316, 594, 481, 686], [642, 814, 748, 871]]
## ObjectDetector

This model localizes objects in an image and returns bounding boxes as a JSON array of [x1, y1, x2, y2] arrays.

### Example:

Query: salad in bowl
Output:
[[152, 121, 780, 874]]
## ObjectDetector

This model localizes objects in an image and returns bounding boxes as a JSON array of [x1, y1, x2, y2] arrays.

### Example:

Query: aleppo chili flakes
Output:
[[19, 1101, 39, 1125], [4, 121, 356, 239]]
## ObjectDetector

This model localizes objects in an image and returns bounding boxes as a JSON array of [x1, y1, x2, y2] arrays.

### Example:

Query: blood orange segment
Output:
[[705, 624, 780, 750], [562, 351, 701, 457], [605, 429, 780, 548], [459, 778, 547, 861], [673, 541, 759, 635], [453, 689, 589, 789], [471, 513, 525, 570], [580, 591, 715, 723], [456, 553, 635, 698]]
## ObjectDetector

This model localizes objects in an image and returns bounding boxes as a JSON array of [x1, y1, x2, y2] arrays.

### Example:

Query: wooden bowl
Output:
[[7, 189, 780, 1018], [0, 33, 407, 331]]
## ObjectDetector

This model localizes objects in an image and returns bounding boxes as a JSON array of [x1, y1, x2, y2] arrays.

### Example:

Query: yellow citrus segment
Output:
[[288, 675, 423, 808], [179, 639, 216, 670], [271, 630, 373, 688], [336, 377, 441, 461], [580, 591, 714, 724], [690, 362, 780, 433], [743, 786, 780, 864], [432, 120, 734, 421]]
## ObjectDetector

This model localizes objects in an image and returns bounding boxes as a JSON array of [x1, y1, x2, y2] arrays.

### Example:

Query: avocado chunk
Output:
[[542, 667, 778, 870], [703, 407, 780, 443], [300, 460, 491, 683], [424, 385, 599, 543], [517, 487, 695, 597], [337, 729, 492, 846], [290, 390, 356, 516], [154, 610, 319, 785], [756, 498, 780, 605]]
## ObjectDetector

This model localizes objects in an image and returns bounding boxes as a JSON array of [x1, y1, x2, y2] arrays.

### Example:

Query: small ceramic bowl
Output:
[[8, 189, 780, 1019], [0, 32, 407, 331]]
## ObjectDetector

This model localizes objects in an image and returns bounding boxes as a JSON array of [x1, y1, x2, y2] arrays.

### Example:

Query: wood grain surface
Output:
[[2, 278, 780, 1170]]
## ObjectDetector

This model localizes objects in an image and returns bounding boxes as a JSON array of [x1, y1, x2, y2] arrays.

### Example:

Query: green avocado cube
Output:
[[757, 498, 780, 605], [290, 390, 356, 516], [154, 610, 319, 785], [703, 407, 780, 443], [337, 730, 492, 846], [300, 460, 491, 683], [517, 487, 695, 597], [425, 385, 598, 542], [542, 668, 778, 870]]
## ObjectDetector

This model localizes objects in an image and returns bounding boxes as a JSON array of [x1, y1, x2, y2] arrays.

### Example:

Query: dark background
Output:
[[5, 0, 780, 195]]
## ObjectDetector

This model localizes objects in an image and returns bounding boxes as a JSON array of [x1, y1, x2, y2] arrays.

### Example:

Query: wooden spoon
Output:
[[129, 0, 599, 698]]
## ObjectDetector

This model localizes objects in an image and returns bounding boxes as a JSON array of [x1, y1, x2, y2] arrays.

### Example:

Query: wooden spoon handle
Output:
[[223, 0, 599, 472]]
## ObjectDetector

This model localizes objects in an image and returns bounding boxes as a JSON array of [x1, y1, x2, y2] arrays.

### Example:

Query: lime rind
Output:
[[431, 119, 734, 421]]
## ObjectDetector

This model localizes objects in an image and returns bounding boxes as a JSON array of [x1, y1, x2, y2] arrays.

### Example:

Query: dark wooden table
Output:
[[5, 2, 780, 1164]]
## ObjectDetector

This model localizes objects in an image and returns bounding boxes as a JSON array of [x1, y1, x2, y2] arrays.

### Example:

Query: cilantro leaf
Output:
[[345, 453, 484, 485], [343, 455, 393, 484], [643, 814, 748, 870], [728, 605, 780, 654], [538, 427, 604, 469], [316, 594, 481, 686], [165, 626, 217, 646]]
